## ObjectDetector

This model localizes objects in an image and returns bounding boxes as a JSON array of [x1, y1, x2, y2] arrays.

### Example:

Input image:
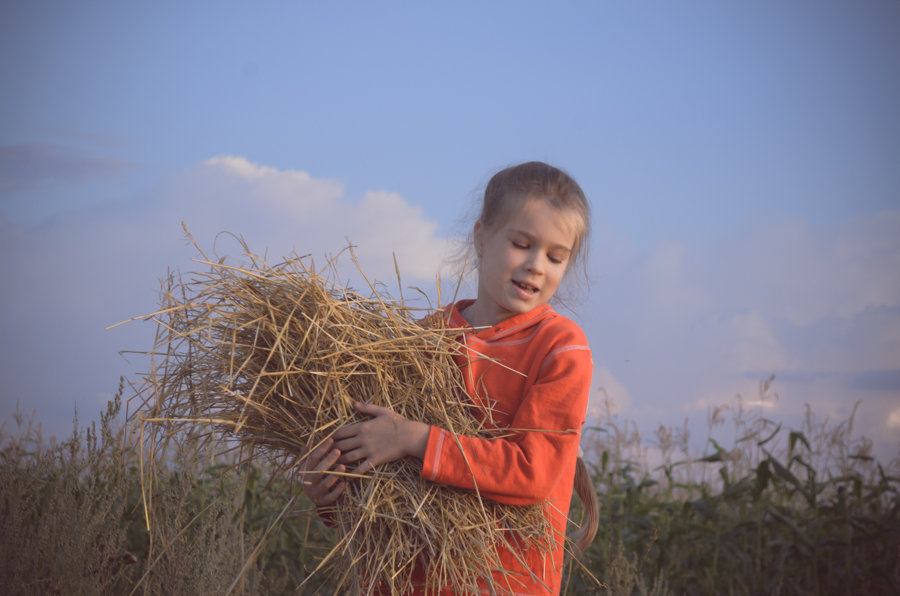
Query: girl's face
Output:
[[467, 197, 578, 328]]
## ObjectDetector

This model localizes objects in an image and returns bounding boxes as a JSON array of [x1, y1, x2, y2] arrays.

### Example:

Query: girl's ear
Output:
[[473, 221, 484, 259]]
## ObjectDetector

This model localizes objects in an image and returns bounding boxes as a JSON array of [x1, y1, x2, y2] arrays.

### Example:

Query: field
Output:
[[1, 378, 898, 595]]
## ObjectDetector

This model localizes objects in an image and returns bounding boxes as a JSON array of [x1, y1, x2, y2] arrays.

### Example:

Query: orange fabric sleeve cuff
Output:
[[420, 426, 447, 482]]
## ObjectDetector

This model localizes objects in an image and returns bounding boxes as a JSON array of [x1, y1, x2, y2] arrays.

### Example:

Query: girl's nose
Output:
[[524, 250, 544, 274]]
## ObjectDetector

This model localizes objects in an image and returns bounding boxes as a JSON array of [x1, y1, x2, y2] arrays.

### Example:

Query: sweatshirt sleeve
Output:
[[419, 333, 592, 506]]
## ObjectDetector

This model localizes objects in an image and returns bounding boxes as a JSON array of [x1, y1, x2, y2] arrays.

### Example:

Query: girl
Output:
[[301, 161, 598, 595]]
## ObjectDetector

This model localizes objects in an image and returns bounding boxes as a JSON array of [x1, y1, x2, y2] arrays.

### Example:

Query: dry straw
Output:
[[127, 233, 554, 594]]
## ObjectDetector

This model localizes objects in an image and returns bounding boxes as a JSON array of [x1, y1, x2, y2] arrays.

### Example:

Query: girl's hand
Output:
[[332, 402, 430, 474], [297, 438, 346, 508]]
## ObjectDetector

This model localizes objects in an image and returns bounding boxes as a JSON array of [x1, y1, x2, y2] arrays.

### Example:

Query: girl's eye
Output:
[[512, 241, 528, 249], [548, 255, 564, 265]]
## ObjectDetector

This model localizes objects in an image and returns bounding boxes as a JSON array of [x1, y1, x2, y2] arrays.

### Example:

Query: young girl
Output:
[[301, 161, 598, 595]]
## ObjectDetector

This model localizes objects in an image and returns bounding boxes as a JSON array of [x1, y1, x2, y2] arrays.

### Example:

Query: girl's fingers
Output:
[[301, 438, 333, 469], [333, 430, 362, 454], [312, 438, 332, 456], [353, 460, 374, 475], [327, 466, 346, 490], [324, 481, 345, 502], [354, 401, 388, 416], [338, 446, 368, 465], [332, 424, 359, 441], [298, 439, 349, 508], [330, 401, 395, 431], [326, 463, 346, 488], [317, 448, 341, 471]]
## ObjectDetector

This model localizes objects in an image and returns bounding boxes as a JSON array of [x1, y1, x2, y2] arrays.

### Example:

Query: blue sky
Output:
[[2, 1, 898, 465]]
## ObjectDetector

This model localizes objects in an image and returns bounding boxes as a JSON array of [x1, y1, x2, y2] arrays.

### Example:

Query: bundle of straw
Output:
[[130, 236, 553, 594]]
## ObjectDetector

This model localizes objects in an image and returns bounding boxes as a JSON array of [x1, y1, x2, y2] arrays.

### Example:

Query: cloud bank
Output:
[[587, 209, 900, 463], [1, 156, 897, 465], [0, 156, 451, 437]]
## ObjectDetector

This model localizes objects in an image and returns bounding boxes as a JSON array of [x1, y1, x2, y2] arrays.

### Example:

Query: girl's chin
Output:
[[503, 295, 545, 314]]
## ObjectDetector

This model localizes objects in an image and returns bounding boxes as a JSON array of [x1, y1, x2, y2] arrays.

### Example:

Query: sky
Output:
[[1, 1, 898, 466]]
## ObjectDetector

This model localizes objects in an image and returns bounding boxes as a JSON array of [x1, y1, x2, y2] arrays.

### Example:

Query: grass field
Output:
[[1, 378, 898, 595]]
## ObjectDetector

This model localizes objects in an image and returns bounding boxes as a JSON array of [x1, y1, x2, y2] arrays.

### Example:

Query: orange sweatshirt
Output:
[[417, 300, 593, 595]]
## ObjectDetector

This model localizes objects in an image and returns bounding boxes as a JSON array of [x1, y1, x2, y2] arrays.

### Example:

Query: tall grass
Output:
[[0, 382, 335, 595], [2, 376, 898, 594], [568, 376, 900, 595], [1, 382, 141, 595]]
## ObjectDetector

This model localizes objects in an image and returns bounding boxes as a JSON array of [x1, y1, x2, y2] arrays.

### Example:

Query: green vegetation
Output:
[[2, 378, 898, 595]]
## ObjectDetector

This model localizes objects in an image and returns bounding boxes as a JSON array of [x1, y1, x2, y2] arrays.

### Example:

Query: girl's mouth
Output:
[[513, 280, 538, 294]]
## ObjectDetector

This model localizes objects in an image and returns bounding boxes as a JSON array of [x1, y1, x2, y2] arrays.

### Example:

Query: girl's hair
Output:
[[478, 161, 591, 273], [570, 456, 600, 554], [481, 162, 599, 552]]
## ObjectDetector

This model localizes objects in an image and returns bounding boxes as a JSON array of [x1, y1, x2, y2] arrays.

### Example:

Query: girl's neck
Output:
[[459, 300, 545, 329], [459, 300, 497, 329]]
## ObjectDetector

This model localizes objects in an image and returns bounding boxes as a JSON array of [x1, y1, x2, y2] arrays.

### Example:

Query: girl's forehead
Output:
[[492, 197, 581, 242]]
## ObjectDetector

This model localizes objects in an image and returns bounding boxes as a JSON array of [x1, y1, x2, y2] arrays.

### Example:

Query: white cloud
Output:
[[157, 157, 451, 283], [206, 155, 279, 180], [715, 211, 900, 326], [888, 408, 900, 430], [348, 190, 450, 280], [639, 240, 708, 319], [203, 155, 343, 217], [693, 376, 779, 415], [726, 311, 790, 374], [587, 366, 632, 420], [582, 209, 900, 465], [0, 156, 450, 439]]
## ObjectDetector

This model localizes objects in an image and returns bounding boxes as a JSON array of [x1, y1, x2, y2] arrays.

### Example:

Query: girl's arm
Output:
[[421, 342, 592, 505], [333, 345, 591, 506], [333, 315, 592, 506]]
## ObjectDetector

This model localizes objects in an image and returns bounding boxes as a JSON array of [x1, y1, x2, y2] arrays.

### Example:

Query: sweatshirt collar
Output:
[[445, 300, 555, 339]]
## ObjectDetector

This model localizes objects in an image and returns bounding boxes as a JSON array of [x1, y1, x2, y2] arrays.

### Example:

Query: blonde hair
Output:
[[570, 456, 600, 553]]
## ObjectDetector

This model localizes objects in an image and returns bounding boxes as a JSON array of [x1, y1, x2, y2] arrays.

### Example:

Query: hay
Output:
[[128, 235, 554, 594]]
